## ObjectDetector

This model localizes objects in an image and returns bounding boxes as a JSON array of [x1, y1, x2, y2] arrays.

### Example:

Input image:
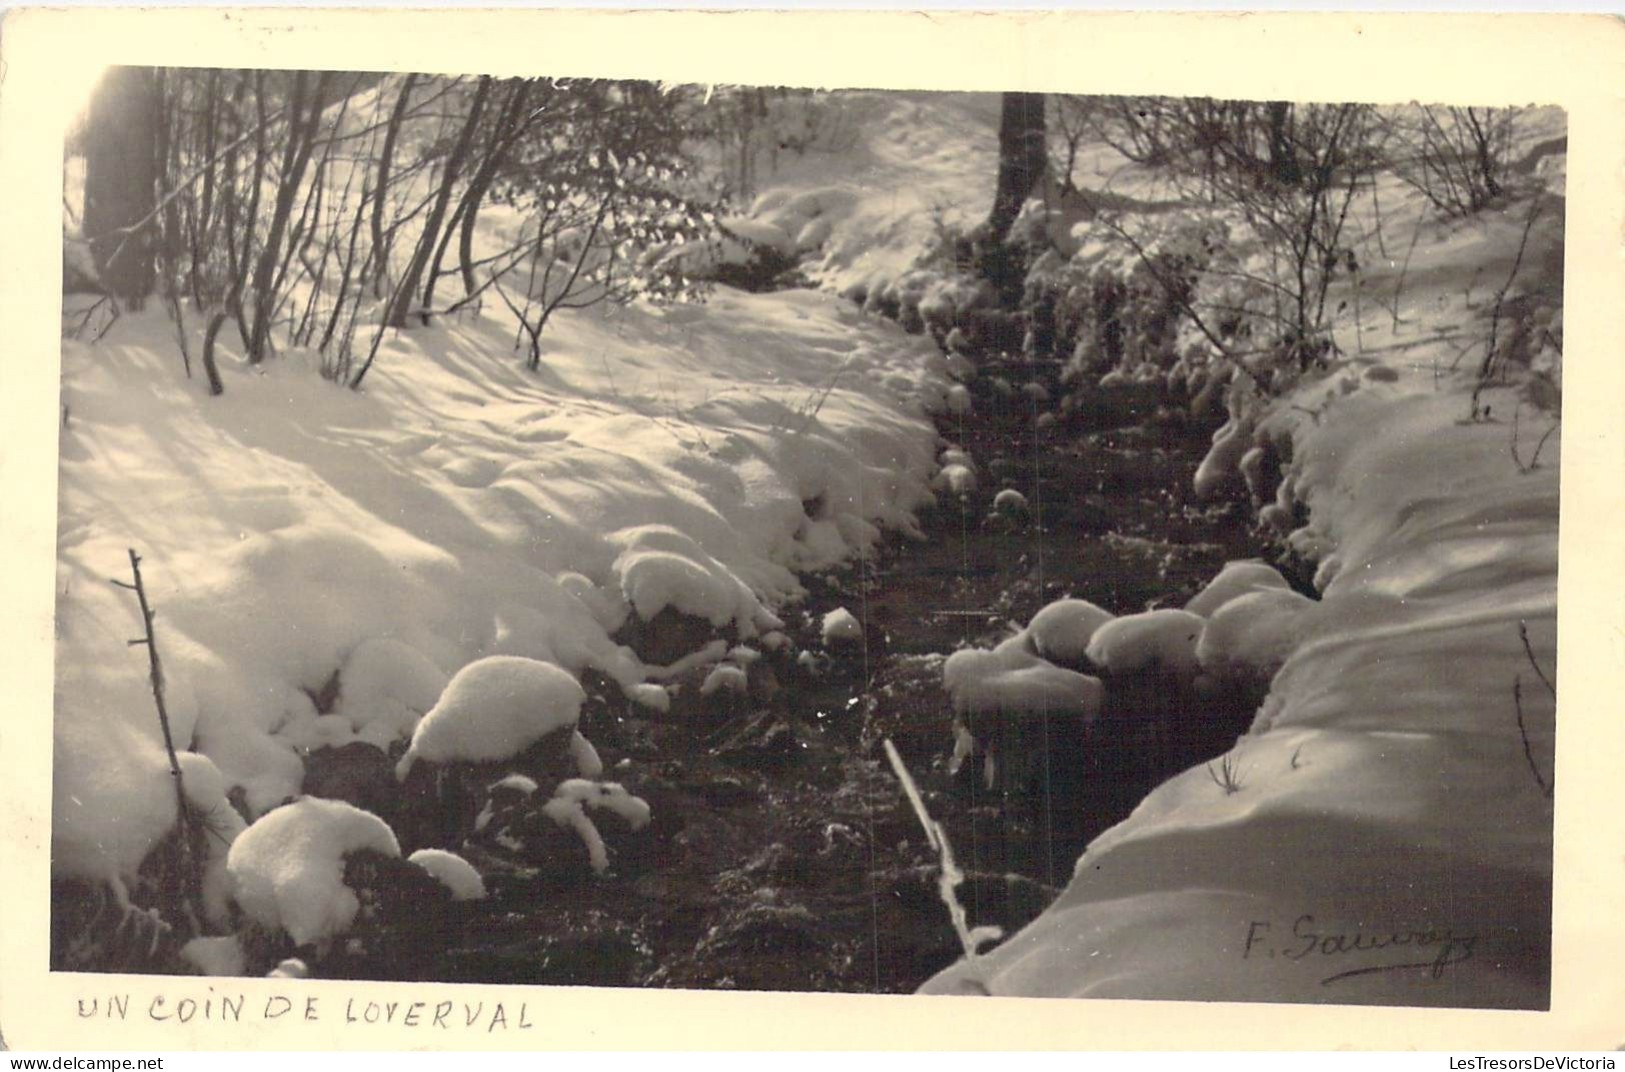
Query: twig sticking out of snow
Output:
[[110, 548, 201, 924], [1509, 403, 1560, 474], [1513, 620, 1556, 799], [1517, 620, 1557, 700], [882, 739, 1002, 960]]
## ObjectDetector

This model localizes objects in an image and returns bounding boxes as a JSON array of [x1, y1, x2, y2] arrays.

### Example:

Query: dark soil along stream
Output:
[[387, 352, 1273, 994]]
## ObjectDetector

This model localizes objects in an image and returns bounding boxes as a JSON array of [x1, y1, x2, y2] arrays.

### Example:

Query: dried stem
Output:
[[111, 549, 201, 916], [882, 738, 1003, 959]]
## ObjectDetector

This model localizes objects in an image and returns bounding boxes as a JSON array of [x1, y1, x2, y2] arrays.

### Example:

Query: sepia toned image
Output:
[[49, 64, 1564, 1008], [7, 8, 1620, 1053]]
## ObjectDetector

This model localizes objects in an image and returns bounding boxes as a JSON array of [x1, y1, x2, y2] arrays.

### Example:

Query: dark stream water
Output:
[[419, 352, 1274, 994]]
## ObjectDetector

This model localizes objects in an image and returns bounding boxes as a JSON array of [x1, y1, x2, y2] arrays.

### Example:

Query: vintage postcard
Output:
[[1, 7, 1621, 1052]]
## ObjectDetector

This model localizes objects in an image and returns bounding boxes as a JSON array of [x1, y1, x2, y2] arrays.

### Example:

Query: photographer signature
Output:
[[1243, 914, 1477, 986]]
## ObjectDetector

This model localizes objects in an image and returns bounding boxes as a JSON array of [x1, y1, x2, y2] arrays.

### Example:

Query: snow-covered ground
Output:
[[52, 283, 947, 889]]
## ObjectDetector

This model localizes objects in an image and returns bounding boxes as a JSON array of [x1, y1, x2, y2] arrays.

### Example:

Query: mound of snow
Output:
[[699, 663, 748, 697], [931, 463, 977, 497], [943, 641, 1102, 721], [1195, 588, 1317, 681], [556, 571, 632, 633], [226, 797, 400, 947], [992, 488, 1029, 515], [1026, 598, 1115, 664], [569, 729, 604, 778], [1193, 417, 1255, 500], [395, 656, 586, 781], [1184, 560, 1292, 618], [1084, 608, 1205, 676], [407, 848, 487, 901], [610, 524, 783, 638], [335, 638, 448, 749], [626, 682, 672, 711], [821, 606, 863, 645]]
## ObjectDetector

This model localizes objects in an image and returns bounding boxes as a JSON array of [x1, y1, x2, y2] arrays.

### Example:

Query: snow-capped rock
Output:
[[821, 606, 864, 646], [394, 656, 588, 782], [1026, 598, 1116, 665], [1196, 587, 1317, 681], [407, 848, 488, 901], [943, 641, 1102, 721], [1185, 560, 1292, 618], [226, 797, 401, 947], [1084, 608, 1205, 676]]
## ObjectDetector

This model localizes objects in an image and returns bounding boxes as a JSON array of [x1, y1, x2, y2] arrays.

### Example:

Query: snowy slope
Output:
[[713, 91, 1001, 294], [53, 285, 945, 885], [922, 125, 1564, 1008]]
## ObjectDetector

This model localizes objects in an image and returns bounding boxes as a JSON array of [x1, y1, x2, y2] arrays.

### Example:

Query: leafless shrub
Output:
[[1387, 105, 1520, 219]]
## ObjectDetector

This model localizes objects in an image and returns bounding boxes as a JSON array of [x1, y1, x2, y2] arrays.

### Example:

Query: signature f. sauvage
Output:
[[1243, 915, 1478, 986]]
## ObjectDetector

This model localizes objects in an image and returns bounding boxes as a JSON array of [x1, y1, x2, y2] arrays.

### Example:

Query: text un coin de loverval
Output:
[[77, 993, 537, 1032]]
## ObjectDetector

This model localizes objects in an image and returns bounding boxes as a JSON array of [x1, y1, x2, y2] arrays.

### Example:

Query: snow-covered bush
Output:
[[931, 463, 977, 498], [1038, 219, 1213, 392], [394, 656, 589, 782], [335, 638, 449, 750], [992, 489, 1029, 519], [225, 798, 401, 948], [700, 662, 749, 697], [610, 524, 784, 639]]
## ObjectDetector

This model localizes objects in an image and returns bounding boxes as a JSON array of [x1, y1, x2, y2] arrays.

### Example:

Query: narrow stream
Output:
[[425, 344, 1279, 994]]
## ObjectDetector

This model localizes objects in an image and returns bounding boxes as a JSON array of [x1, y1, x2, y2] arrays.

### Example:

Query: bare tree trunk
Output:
[[985, 91, 1048, 248], [1267, 101, 1301, 187], [446, 79, 534, 304], [246, 71, 326, 364], [83, 67, 160, 308], [372, 74, 419, 298], [386, 75, 490, 328]]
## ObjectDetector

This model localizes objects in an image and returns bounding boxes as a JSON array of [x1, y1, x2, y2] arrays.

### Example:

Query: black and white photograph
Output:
[[7, 8, 1614, 1050]]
